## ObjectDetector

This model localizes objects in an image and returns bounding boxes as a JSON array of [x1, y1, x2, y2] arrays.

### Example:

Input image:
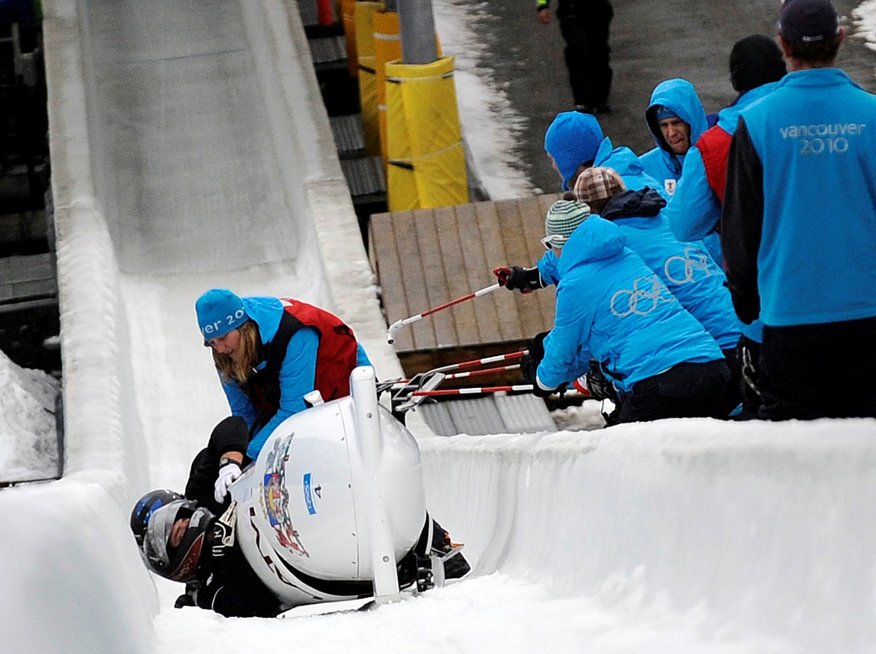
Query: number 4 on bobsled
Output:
[[229, 365, 469, 617]]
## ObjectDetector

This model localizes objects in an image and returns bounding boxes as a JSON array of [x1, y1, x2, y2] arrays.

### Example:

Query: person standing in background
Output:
[[722, 0, 876, 420], [536, 0, 614, 114]]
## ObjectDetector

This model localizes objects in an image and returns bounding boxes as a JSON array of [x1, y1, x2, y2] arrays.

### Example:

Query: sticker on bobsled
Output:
[[303, 472, 317, 515], [261, 434, 310, 558]]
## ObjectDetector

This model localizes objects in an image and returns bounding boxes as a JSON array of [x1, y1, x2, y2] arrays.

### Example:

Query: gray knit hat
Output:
[[543, 200, 591, 250]]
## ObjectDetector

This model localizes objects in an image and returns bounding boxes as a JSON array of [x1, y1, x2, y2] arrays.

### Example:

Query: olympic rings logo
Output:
[[610, 274, 675, 317], [663, 246, 714, 285]]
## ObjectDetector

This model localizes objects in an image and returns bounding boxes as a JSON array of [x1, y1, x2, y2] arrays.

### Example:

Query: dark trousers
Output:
[[617, 359, 730, 423], [760, 316, 876, 420], [719, 347, 743, 418], [735, 335, 762, 420], [185, 416, 250, 515], [559, 2, 613, 108]]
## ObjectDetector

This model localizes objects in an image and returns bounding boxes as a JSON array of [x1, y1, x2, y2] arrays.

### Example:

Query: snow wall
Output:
[[3, 0, 876, 652], [3, 0, 403, 652]]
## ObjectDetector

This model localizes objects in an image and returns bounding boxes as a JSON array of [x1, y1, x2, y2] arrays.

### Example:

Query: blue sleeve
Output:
[[221, 376, 258, 433], [536, 284, 593, 388], [246, 327, 319, 459], [536, 250, 560, 287], [356, 342, 371, 367], [663, 147, 722, 244]]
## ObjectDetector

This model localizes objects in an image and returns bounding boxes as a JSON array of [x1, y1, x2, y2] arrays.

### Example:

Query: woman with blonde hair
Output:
[[191, 289, 370, 505]]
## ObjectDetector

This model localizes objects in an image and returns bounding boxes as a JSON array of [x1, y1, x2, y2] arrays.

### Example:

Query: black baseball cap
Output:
[[778, 0, 840, 43]]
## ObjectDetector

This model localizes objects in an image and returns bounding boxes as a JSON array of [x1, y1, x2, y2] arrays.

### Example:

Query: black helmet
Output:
[[130, 489, 184, 547], [140, 498, 216, 582]]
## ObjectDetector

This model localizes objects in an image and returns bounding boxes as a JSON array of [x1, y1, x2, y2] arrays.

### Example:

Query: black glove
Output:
[[520, 331, 549, 384], [493, 266, 543, 294], [533, 380, 566, 398], [583, 360, 619, 402]]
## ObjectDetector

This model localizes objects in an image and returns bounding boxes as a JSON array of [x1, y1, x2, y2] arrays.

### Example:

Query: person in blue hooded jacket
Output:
[[526, 200, 730, 422], [640, 78, 710, 198], [574, 167, 742, 415], [494, 110, 666, 294], [722, 0, 876, 420], [661, 35, 787, 418]]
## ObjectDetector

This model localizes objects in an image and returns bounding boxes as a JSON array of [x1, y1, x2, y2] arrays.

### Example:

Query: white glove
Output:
[[214, 462, 242, 503]]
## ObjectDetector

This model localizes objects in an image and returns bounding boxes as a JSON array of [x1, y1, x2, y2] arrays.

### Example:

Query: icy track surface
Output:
[[2, 1, 876, 653]]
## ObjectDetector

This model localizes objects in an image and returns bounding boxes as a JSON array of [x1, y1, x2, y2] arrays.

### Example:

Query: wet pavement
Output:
[[469, 0, 876, 195]]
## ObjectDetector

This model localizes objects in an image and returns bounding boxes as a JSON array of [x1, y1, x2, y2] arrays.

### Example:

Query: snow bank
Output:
[[0, 350, 60, 482], [420, 417, 876, 651], [7, 0, 407, 652]]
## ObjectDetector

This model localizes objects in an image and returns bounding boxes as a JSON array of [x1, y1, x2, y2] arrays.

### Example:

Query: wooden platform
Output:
[[369, 194, 561, 382]]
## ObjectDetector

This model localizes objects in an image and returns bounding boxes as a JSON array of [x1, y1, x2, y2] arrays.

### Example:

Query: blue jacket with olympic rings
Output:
[[599, 188, 741, 351], [537, 136, 668, 287], [535, 216, 723, 393]]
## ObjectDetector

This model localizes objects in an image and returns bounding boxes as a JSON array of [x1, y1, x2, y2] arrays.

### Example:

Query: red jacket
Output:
[[696, 125, 733, 205]]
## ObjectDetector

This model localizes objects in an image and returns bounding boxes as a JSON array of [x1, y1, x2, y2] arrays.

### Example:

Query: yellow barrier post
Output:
[[385, 57, 469, 210], [355, 1, 384, 156], [372, 10, 401, 163], [340, 0, 358, 79]]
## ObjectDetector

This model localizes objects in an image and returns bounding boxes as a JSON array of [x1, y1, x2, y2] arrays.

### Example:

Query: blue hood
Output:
[[557, 216, 626, 277], [645, 79, 709, 164]]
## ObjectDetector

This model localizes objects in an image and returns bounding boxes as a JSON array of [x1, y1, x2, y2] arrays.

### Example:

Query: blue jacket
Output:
[[722, 69, 876, 327], [537, 137, 667, 285], [640, 79, 709, 194], [536, 217, 723, 393], [664, 82, 781, 250], [600, 189, 741, 350], [219, 296, 370, 459]]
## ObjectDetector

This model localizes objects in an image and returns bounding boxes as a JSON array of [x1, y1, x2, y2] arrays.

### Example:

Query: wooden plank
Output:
[[534, 194, 563, 330], [372, 210, 414, 351], [454, 202, 504, 345], [368, 211, 412, 348], [395, 209, 438, 351], [493, 197, 549, 339], [413, 206, 457, 348], [433, 204, 476, 346], [370, 196, 564, 376], [472, 200, 521, 342]]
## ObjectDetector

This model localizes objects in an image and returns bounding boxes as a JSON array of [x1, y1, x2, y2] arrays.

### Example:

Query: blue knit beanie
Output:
[[195, 289, 248, 344], [653, 105, 678, 121], [544, 112, 604, 190]]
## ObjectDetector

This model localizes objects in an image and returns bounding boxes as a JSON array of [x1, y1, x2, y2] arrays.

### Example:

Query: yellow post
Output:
[[355, 1, 384, 156], [372, 10, 402, 163], [340, 0, 358, 80], [385, 57, 469, 211]]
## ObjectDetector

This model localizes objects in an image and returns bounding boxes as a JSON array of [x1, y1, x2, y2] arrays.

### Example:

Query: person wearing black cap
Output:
[[661, 34, 787, 419], [722, 0, 876, 420]]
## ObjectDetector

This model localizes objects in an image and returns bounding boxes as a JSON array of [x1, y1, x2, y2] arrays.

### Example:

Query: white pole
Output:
[[350, 366, 401, 603]]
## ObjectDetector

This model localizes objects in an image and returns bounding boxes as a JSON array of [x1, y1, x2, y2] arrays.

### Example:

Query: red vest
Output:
[[247, 299, 359, 420], [696, 125, 733, 205]]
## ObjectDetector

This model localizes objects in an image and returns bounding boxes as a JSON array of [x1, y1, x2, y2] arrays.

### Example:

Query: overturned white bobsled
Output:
[[230, 366, 427, 608]]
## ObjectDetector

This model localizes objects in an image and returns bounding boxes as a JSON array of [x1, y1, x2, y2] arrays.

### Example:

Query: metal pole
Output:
[[397, 0, 437, 64]]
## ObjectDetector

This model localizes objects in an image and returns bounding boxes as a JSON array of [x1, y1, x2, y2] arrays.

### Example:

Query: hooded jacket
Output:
[[535, 216, 723, 392], [538, 136, 667, 285], [640, 79, 710, 193], [600, 188, 741, 350]]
